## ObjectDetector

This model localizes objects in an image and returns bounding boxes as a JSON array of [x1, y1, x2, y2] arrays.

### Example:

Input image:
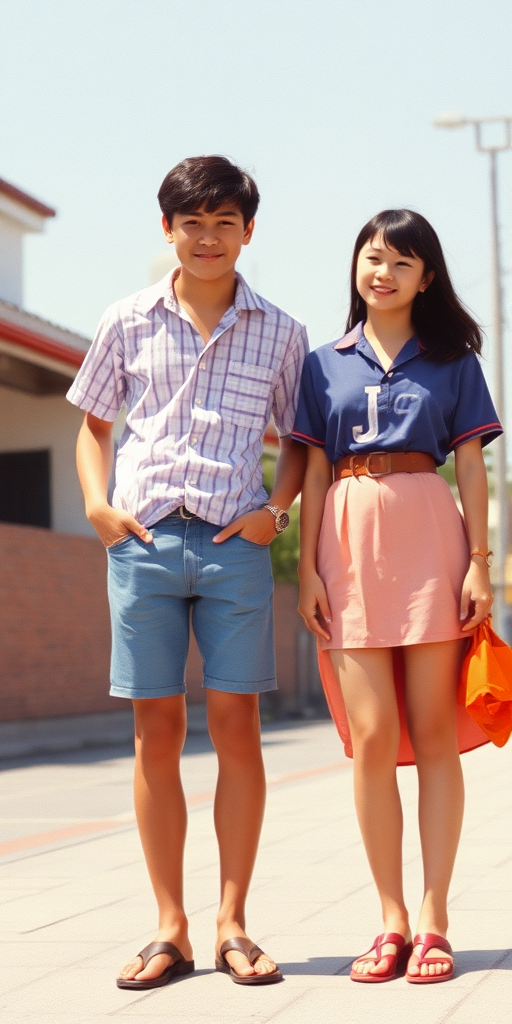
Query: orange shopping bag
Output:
[[457, 617, 512, 748]]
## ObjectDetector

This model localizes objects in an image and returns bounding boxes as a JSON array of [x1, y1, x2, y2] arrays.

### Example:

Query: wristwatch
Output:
[[264, 504, 290, 534]]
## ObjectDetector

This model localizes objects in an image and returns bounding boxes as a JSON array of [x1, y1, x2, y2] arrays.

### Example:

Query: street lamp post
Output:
[[434, 114, 511, 637]]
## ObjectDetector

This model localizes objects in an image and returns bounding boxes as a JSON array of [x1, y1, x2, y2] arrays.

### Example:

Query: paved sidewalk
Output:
[[1, 719, 511, 1023]]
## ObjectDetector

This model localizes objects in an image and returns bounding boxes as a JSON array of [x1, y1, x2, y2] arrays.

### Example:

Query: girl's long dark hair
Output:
[[346, 209, 482, 362]]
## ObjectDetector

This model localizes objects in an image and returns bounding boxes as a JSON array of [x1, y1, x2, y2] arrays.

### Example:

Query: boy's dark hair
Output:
[[158, 156, 260, 228], [346, 209, 483, 362]]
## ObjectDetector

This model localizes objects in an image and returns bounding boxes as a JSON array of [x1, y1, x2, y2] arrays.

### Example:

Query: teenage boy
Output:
[[67, 156, 308, 989]]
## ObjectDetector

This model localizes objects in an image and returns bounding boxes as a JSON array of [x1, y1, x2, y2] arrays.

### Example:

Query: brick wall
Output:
[[0, 523, 308, 723], [1, 523, 116, 720]]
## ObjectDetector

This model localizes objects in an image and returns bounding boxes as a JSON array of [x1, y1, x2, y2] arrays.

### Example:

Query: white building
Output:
[[0, 177, 93, 535]]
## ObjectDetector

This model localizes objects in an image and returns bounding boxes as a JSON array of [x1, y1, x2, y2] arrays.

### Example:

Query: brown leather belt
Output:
[[334, 451, 437, 480]]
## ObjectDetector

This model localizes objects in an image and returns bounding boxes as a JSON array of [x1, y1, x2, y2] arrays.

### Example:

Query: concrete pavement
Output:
[[1, 717, 511, 1023]]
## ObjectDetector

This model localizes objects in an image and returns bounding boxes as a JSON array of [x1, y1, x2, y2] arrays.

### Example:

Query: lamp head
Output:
[[433, 112, 467, 130]]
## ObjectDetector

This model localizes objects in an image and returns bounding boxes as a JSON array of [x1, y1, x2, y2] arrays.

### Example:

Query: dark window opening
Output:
[[0, 450, 51, 528]]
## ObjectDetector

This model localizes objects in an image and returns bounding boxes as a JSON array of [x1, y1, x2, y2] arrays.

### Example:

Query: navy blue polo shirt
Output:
[[292, 322, 502, 464]]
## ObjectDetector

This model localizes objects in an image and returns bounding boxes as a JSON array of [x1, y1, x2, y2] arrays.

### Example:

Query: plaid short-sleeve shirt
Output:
[[67, 271, 308, 527]]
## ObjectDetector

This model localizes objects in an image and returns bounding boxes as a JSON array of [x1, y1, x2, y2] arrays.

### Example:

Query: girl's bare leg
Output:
[[330, 648, 411, 976], [117, 694, 193, 983], [404, 640, 465, 979], [207, 690, 277, 978]]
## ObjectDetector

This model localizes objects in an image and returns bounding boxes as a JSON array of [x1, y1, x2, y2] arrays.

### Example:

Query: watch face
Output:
[[275, 510, 290, 533]]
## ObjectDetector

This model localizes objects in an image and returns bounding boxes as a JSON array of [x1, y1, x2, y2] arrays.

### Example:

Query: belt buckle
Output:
[[365, 452, 391, 478], [178, 505, 195, 520], [349, 455, 364, 475]]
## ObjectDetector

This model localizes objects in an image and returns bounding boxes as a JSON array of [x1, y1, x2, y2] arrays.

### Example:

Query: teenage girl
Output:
[[293, 210, 502, 984]]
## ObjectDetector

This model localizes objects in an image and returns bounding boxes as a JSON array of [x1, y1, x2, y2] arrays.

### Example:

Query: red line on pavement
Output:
[[0, 819, 126, 856], [0, 759, 349, 857]]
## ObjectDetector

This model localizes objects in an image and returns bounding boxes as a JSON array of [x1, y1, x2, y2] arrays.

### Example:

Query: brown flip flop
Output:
[[116, 940, 195, 989], [215, 937, 283, 985]]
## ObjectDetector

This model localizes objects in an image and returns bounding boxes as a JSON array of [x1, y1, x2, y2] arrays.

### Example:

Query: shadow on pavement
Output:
[[0, 716, 329, 772], [0, 732, 214, 771], [277, 957, 353, 975], [454, 949, 512, 973], [278, 948, 512, 977]]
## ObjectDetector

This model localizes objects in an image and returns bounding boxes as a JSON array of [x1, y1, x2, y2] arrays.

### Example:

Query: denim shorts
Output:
[[106, 512, 276, 699]]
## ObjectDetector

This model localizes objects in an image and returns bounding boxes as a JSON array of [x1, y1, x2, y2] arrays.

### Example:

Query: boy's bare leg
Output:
[[207, 690, 277, 977], [117, 694, 193, 982]]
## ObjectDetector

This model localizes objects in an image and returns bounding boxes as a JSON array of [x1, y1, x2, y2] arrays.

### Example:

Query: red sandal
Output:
[[350, 932, 413, 983], [406, 932, 454, 984]]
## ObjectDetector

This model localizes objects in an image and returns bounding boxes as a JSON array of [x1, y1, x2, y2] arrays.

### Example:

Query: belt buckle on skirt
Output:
[[365, 453, 391, 478]]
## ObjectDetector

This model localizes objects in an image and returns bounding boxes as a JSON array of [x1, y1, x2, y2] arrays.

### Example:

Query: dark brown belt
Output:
[[334, 451, 437, 480]]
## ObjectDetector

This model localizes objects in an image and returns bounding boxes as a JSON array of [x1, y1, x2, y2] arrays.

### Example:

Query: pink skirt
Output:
[[316, 472, 489, 765]]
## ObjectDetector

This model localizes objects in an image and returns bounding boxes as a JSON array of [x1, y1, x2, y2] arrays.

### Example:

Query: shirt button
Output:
[[199, 363, 206, 370], [387, 371, 394, 378], [191, 437, 198, 445], [196, 398, 203, 406]]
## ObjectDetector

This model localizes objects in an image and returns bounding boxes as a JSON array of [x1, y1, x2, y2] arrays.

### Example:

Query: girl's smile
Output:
[[356, 234, 432, 312]]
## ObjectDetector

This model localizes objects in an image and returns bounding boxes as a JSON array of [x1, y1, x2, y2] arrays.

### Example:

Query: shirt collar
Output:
[[233, 272, 266, 313], [334, 320, 421, 367], [136, 268, 266, 317], [333, 322, 362, 350]]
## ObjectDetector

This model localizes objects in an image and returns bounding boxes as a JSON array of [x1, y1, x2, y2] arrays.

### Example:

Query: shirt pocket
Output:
[[221, 360, 275, 429]]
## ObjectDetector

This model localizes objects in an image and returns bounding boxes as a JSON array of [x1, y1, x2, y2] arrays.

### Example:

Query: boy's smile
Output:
[[162, 205, 254, 282]]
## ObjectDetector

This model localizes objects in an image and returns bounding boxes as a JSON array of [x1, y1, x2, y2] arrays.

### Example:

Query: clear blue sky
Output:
[[2, 0, 511, 400]]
